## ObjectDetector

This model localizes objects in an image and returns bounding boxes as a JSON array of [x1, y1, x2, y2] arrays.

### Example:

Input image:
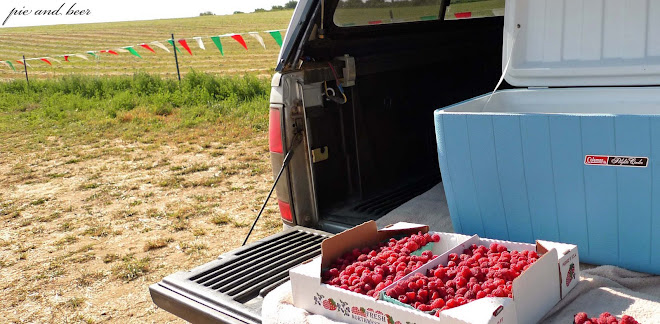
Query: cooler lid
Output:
[[503, 0, 660, 87]]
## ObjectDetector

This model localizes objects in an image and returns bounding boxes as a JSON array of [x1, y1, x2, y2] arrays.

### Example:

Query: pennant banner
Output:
[[248, 32, 266, 49], [268, 30, 283, 47], [193, 37, 206, 50], [211, 36, 224, 56], [230, 34, 248, 50], [150, 41, 170, 53], [125, 47, 142, 58], [178, 39, 193, 55], [1, 29, 288, 72]]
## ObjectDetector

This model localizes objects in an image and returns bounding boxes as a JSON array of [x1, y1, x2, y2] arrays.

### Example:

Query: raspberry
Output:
[[620, 315, 640, 324], [431, 297, 445, 309], [431, 233, 441, 242]]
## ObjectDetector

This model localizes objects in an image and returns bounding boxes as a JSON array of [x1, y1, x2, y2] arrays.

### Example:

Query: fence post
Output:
[[171, 33, 181, 83], [22, 55, 29, 87]]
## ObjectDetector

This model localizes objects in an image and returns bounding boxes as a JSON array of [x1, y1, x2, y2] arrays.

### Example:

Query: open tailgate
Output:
[[150, 226, 332, 323]]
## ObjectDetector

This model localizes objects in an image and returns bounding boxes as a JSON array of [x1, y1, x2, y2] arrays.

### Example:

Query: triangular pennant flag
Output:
[[178, 39, 193, 55], [210, 36, 224, 56], [268, 30, 283, 47], [150, 41, 170, 53], [75, 54, 89, 60], [167, 39, 182, 54], [193, 37, 206, 50], [116, 48, 130, 53], [125, 47, 142, 58], [248, 32, 266, 49], [3, 61, 15, 71], [16, 60, 32, 67], [64, 55, 70, 62], [40, 58, 52, 66], [230, 34, 248, 50], [101, 50, 119, 55], [140, 43, 156, 53], [87, 51, 98, 58]]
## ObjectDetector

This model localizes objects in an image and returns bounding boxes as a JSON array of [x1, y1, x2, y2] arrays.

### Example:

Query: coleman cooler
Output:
[[434, 0, 660, 274]]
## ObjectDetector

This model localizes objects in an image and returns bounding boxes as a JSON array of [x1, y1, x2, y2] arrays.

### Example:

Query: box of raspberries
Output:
[[289, 221, 580, 324]]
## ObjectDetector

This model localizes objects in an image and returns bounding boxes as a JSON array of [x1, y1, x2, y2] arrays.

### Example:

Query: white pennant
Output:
[[0, 61, 9, 68], [75, 54, 89, 60], [193, 37, 206, 50], [116, 48, 129, 53], [49, 57, 62, 64], [151, 41, 171, 53], [248, 32, 266, 49]]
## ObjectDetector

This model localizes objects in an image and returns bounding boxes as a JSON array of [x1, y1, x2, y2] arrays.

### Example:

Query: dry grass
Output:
[[0, 131, 282, 323]]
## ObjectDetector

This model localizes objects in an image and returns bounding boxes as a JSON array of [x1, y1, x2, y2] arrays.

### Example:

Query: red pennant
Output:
[[140, 44, 155, 53], [368, 20, 382, 25], [101, 50, 119, 55], [230, 34, 248, 50], [178, 39, 193, 55], [64, 55, 70, 62], [15, 60, 23, 65], [454, 12, 472, 19], [40, 58, 52, 65]]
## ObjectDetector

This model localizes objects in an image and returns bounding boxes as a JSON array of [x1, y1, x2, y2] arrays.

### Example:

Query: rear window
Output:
[[333, 0, 504, 27]]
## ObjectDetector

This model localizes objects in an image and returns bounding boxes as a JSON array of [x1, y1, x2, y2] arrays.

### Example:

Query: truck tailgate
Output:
[[150, 226, 332, 323]]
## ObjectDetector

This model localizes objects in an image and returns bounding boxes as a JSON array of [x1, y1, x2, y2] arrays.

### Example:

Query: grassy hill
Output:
[[0, 11, 294, 80]]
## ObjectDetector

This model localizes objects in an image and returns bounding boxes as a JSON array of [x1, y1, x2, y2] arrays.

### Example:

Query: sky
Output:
[[0, 0, 295, 28]]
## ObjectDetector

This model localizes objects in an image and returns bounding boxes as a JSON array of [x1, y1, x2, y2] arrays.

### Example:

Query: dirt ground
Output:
[[0, 132, 282, 323]]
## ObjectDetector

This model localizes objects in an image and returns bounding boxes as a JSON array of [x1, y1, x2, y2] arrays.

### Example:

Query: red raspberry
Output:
[[620, 315, 640, 324], [431, 233, 441, 242], [574, 312, 589, 324], [446, 298, 458, 309], [431, 298, 445, 309]]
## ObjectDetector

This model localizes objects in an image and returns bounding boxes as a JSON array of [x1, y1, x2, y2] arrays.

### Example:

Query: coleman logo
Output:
[[585, 155, 648, 167], [585, 155, 608, 165]]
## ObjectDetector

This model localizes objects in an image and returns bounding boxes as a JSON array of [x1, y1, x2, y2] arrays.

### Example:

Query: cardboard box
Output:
[[289, 222, 579, 324]]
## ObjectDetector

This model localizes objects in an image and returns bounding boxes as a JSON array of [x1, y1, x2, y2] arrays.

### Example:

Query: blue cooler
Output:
[[434, 0, 660, 274]]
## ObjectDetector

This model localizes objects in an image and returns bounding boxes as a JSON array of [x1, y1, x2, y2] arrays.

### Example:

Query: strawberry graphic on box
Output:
[[351, 306, 366, 317], [322, 299, 337, 311], [566, 263, 576, 287]]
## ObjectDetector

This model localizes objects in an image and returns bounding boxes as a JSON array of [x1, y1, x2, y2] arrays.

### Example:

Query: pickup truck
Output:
[[150, 0, 506, 322]]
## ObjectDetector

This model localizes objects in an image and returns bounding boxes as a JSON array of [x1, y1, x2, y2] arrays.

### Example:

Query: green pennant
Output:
[[420, 15, 437, 21], [4, 60, 16, 71], [126, 47, 142, 58], [87, 51, 98, 58], [211, 36, 224, 56], [167, 39, 182, 53], [268, 31, 283, 47]]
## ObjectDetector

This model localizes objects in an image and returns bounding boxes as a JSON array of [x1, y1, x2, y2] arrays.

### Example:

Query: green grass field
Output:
[[334, 0, 504, 26], [0, 11, 294, 80]]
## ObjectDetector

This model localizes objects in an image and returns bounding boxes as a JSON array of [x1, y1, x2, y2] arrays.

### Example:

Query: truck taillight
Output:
[[278, 199, 293, 221], [269, 107, 283, 153]]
